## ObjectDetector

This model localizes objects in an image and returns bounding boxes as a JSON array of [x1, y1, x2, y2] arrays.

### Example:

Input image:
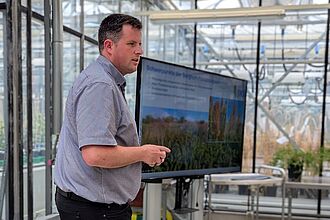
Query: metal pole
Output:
[[193, 0, 197, 68], [141, 0, 149, 57], [0, 5, 9, 218], [52, 0, 63, 134], [44, 0, 53, 214], [252, 0, 263, 173], [6, 0, 23, 219], [80, 0, 84, 72], [26, 0, 34, 219]]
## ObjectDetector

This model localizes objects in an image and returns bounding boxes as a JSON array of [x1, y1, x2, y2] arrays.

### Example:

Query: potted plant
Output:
[[271, 146, 313, 198], [271, 145, 320, 182], [271, 146, 330, 198]]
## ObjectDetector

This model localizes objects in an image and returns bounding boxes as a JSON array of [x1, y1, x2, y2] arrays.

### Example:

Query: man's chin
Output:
[[126, 68, 137, 75]]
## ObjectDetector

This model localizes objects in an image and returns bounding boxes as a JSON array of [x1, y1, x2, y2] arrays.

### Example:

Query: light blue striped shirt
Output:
[[54, 55, 141, 204]]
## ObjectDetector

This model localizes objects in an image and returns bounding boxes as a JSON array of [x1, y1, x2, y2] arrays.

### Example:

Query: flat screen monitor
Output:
[[135, 57, 247, 180]]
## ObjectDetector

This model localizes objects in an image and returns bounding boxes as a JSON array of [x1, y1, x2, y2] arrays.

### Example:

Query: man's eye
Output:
[[128, 42, 135, 46]]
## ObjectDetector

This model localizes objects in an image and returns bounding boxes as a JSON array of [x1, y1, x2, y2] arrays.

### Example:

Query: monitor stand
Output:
[[173, 177, 199, 214]]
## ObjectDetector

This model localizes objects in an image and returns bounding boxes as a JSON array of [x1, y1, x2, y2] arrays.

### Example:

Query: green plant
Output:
[[321, 148, 330, 162], [271, 145, 321, 177], [272, 146, 303, 168]]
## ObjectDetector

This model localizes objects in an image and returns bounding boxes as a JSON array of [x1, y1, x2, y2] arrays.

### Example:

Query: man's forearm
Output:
[[81, 145, 145, 168]]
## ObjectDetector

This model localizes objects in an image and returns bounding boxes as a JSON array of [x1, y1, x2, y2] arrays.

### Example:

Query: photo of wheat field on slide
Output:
[[141, 97, 245, 173]]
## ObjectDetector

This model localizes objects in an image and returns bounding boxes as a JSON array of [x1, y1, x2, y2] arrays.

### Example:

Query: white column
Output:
[[143, 183, 162, 220]]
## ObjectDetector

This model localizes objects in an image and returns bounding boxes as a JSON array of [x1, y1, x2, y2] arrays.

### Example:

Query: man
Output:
[[54, 14, 170, 220]]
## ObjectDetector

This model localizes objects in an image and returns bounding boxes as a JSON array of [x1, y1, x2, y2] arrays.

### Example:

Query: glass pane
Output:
[[146, 22, 165, 60], [196, 23, 258, 173], [21, 11, 28, 218], [22, 0, 44, 15], [83, 0, 113, 39], [256, 11, 327, 169], [83, 0, 141, 40], [147, 22, 194, 67], [125, 72, 136, 117], [321, 55, 330, 214], [119, 0, 141, 13], [63, 0, 81, 32], [198, 0, 244, 9], [325, 69, 330, 148], [84, 40, 98, 68], [256, 10, 327, 216], [63, 33, 80, 106], [32, 0, 44, 15], [31, 18, 46, 217], [170, 0, 194, 10]]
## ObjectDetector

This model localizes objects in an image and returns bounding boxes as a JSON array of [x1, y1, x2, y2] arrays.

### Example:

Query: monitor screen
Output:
[[135, 57, 247, 180]]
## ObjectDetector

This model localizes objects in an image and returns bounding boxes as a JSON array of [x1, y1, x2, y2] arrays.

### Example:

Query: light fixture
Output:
[[136, 4, 330, 24], [148, 7, 286, 24]]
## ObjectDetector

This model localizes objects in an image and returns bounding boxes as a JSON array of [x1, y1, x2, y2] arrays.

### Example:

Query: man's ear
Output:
[[103, 39, 113, 53]]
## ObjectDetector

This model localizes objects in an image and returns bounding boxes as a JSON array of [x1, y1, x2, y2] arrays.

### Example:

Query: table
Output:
[[286, 177, 330, 220], [206, 165, 286, 220]]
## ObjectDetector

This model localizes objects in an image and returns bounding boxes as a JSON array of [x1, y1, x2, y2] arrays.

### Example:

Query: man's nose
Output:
[[135, 46, 143, 55]]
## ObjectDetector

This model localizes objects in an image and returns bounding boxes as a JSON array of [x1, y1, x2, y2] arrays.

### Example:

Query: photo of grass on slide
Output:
[[141, 104, 243, 173], [208, 96, 245, 143]]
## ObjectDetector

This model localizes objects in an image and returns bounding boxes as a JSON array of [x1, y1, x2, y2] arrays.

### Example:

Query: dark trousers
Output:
[[55, 189, 132, 220]]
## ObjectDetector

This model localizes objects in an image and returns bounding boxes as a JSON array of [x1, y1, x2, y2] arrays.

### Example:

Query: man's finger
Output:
[[158, 146, 171, 153]]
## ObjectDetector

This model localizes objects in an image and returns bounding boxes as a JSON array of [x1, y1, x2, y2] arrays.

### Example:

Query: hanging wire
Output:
[[307, 22, 325, 68], [232, 41, 255, 91], [316, 77, 324, 92], [302, 24, 309, 79], [259, 64, 266, 80], [309, 78, 324, 95], [281, 26, 288, 73], [287, 85, 304, 94], [288, 93, 307, 105], [308, 63, 325, 68]]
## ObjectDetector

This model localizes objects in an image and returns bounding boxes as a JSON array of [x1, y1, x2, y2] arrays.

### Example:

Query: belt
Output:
[[56, 187, 92, 203], [56, 187, 129, 209]]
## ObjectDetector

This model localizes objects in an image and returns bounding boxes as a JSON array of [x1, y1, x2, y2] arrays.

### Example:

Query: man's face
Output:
[[109, 24, 143, 75]]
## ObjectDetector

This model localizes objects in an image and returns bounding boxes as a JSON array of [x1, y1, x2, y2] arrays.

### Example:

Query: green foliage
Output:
[[0, 113, 46, 150], [321, 148, 330, 161], [272, 146, 305, 168], [0, 120, 5, 150], [33, 113, 45, 144], [271, 145, 330, 175]]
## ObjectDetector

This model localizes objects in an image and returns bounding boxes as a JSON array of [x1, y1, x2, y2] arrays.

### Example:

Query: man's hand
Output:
[[141, 144, 171, 167]]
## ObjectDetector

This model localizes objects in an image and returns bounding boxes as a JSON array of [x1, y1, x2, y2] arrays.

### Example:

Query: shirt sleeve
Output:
[[76, 82, 119, 149]]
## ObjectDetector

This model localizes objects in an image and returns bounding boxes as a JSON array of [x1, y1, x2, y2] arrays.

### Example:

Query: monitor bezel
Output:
[[135, 57, 248, 180]]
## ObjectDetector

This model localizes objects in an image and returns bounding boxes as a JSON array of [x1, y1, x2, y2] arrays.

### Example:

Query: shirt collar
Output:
[[96, 55, 126, 88]]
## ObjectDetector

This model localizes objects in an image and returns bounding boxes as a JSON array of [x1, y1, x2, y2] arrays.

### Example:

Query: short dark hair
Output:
[[98, 14, 142, 53]]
